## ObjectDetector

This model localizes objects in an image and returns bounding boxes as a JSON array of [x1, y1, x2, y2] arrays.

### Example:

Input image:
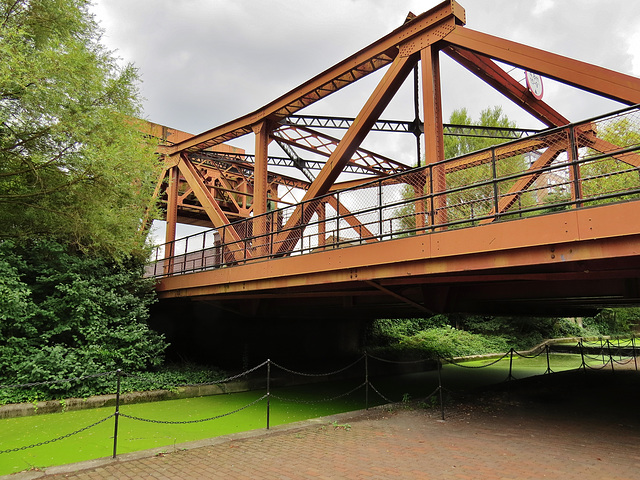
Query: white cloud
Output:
[[533, 0, 555, 16], [91, 0, 640, 135]]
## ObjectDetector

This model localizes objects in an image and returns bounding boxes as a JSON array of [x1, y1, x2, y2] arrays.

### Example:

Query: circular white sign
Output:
[[525, 71, 544, 100]]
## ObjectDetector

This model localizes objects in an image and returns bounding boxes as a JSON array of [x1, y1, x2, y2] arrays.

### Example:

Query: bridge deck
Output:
[[154, 199, 640, 317], [150, 106, 640, 317]]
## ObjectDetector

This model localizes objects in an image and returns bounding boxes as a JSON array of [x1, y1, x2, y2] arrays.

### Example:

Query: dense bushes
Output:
[[0, 240, 169, 404], [365, 311, 638, 360]]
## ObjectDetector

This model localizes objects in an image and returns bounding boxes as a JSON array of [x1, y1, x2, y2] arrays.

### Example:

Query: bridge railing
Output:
[[148, 105, 640, 277]]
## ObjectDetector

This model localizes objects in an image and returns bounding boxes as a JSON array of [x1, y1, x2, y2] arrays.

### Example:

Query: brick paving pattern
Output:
[[6, 369, 640, 480]]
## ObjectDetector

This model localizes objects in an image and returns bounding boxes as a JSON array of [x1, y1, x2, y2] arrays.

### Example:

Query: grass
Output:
[[0, 353, 626, 476]]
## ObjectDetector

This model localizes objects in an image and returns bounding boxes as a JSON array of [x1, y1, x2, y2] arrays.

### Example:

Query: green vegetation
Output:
[[0, 1, 165, 405], [365, 310, 640, 359], [396, 106, 528, 232], [0, 239, 169, 404], [0, 0, 160, 258]]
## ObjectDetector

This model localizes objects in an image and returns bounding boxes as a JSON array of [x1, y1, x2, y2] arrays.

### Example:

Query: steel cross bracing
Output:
[[281, 115, 542, 139], [151, 0, 640, 315]]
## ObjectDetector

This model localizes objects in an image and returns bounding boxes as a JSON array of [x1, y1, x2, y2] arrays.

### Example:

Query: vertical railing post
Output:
[[579, 340, 586, 371], [437, 357, 444, 421], [364, 352, 369, 410], [607, 340, 615, 372], [508, 348, 515, 381], [221, 226, 227, 265], [545, 344, 552, 374], [335, 191, 341, 247], [299, 202, 304, 255], [568, 125, 583, 209], [428, 164, 435, 230], [378, 181, 383, 240], [266, 359, 271, 430], [112, 369, 121, 459], [632, 335, 638, 371], [200, 231, 206, 271], [491, 146, 499, 221]]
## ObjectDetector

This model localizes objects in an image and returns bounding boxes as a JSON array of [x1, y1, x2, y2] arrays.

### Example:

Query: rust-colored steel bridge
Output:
[[147, 1, 640, 319]]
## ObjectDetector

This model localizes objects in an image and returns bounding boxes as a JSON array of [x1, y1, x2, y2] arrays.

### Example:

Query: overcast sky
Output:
[[91, 0, 640, 143]]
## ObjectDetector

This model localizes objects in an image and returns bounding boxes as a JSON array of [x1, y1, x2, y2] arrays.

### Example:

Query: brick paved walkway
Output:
[[5, 369, 640, 480]]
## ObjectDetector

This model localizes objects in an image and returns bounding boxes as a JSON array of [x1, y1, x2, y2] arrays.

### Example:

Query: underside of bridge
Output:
[[146, 0, 640, 323]]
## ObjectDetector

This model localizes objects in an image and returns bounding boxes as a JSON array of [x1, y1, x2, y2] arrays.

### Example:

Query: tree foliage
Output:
[[580, 117, 640, 204], [0, 239, 167, 403], [396, 106, 526, 232], [0, 0, 160, 260]]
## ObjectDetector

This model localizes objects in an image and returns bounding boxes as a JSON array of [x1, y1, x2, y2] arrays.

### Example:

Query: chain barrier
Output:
[[368, 381, 440, 405], [366, 354, 433, 365], [270, 356, 364, 377], [1, 338, 637, 461], [611, 356, 635, 366], [512, 347, 546, 360], [0, 414, 115, 454], [120, 394, 268, 425], [0, 371, 117, 390], [443, 352, 510, 369], [583, 351, 609, 362], [121, 360, 268, 388], [367, 382, 395, 404], [584, 359, 613, 371], [271, 382, 366, 405]]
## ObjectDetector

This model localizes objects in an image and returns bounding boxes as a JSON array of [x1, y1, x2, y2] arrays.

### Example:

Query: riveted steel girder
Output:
[[443, 26, 640, 105]]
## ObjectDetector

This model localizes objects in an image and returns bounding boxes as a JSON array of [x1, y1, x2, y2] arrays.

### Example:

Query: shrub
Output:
[[0, 239, 168, 404]]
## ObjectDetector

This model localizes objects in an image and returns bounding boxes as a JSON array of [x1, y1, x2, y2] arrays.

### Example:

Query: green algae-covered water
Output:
[[0, 353, 621, 476]]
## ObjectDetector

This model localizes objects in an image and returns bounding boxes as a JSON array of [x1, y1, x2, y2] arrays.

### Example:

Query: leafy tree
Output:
[[580, 117, 640, 204], [0, 0, 160, 260], [583, 308, 640, 336], [0, 239, 167, 403]]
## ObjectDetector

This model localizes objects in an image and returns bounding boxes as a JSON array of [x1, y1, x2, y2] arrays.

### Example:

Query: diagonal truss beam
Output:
[[273, 52, 421, 255], [442, 26, 640, 105], [590, 137, 640, 168], [442, 44, 640, 175], [442, 45, 569, 127], [325, 196, 378, 244], [175, 154, 250, 261], [163, 1, 465, 155], [481, 144, 566, 223]]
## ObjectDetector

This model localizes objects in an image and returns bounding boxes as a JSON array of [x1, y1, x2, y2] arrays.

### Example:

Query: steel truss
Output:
[[151, 0, 640, 280]]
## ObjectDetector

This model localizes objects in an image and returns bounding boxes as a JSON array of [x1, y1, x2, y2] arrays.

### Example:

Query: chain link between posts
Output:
[[0, 414, 115, 454], [119, 394, 268, 425]]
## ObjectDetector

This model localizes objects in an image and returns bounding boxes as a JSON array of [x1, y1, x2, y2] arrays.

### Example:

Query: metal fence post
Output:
[[607, 340, 615, 372], [545, 344, 552, 374], [112, 369, 121, 459], [377, 182, 383, 240], [579, 340, 586, 370], [266, 359, 271, 430], [507, 348, 515, 381], [633, 336, 638, 371], [364, 352, 369, 410], [437, 358, 444, 421], [491, 146, 499, 221]]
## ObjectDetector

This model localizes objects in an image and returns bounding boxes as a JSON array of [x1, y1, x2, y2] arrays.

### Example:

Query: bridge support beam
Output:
[[273, 52, 419, 255], [421, 45, 446, 227], [253, 120, 272, 256]]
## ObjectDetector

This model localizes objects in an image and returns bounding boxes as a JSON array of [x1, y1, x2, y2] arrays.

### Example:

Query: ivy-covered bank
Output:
[[0, 240, 164, 404]]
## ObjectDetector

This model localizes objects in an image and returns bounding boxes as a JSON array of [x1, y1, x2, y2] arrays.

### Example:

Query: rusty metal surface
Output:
[[147, 1, 640, 316]]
